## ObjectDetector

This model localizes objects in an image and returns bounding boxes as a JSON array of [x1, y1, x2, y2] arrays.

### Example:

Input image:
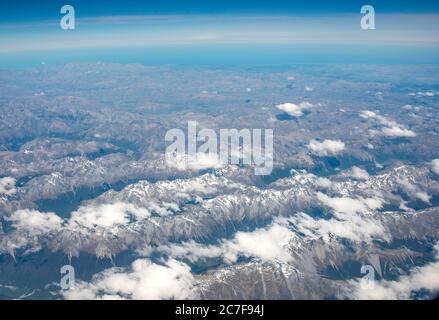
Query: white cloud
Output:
[[382, 126, 416, 138], [292, 193, 387, 243], [68, 202, 150, 229], [152, 219, 296, 264], [156, 241, 224, 263], [166, 152, 225, 171], [293, 211, 387, 243], [308, 139, 345, 157], [351, 243, 439, 299], [345, 166, 370, 180], [64, 259, 197, 300], [223, 222, 294, 263], [396, 178, 431, 203], [184, 180, 217, 194], [314, 177, 333, 189], [8, 209, 63, 236], [317, 192, 383, 216], [0, 177, 17, 195], [431, 159, 439, 175], [360, 110, 378, 119], [409, 91, 436, 97], [276, 102, 313, 117], [189, 153, 224, 170], [360, 110, 416, 138]]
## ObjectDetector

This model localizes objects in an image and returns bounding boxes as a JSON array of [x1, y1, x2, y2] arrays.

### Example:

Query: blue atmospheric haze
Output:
[[0, 0, 439, 67]]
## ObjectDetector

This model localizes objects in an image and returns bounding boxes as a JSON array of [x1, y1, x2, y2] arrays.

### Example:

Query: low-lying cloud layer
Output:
[[0, 177, 16, 196], [350, 243, 439, 299], [1, 162, 438, 300], [276, 101, 313, 117], [166, 152, 225, 171], [344, 166, 370, 180], [360, 110, 416, 138], [68, 202, 151, 229], [308, 139, 345, 157], [292, 193, 387, 243], [64, 259, 196, 300], [8, 209, 63, 236], [432, 159, 439, 175]]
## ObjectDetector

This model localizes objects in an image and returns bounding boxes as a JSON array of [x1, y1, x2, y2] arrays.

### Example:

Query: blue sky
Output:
[[1, 1, 439, 66], [2, 0, 439, 22]]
